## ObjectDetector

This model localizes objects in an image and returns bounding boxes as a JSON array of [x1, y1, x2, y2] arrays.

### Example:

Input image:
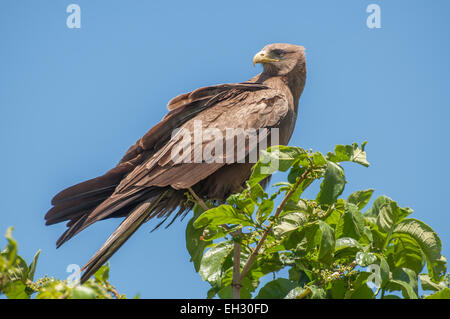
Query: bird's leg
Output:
[[187, 187, 209, 211]]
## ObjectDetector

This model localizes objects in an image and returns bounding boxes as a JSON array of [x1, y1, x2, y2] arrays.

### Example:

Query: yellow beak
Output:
[[253, 50, 280, 66]]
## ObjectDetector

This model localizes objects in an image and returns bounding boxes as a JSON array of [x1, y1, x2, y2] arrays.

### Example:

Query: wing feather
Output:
[[93, 88, 288, 213], [46, 83, 286, 246]]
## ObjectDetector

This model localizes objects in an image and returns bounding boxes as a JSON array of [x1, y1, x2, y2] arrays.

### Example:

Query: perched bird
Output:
[[45, 43, 307, 283]]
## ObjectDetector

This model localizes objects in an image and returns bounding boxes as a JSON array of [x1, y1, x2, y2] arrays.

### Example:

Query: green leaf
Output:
[[347, 189, 374, 210], [71, 286, 97, 299], [186, 209, 213, 272], [360, 226, 374, 244], [378, 256, 391, 289], [1, 228, 29, 283], [256, 199, 274, 224], [227, 193, 255, 217], [284, 286, 308, 299], [206, 287, 217, 299], [323, 198, 345, 228], [27, 249, 41, 281], [377, 200, 412, 233], [284, 223, 319, 256], [425, 288, 450, 299], [311, 152, 327, 167], [255, 278, 297, 299], [367, 222, 388, 250], [335, 237, 363, 251], [330, 279, 348, 299], [268, 146, 308, 172], [316, 161, 346, 206], [392, 268, 418, 295], [364, 195, 390, 218], [250, 253, 284, 279], [308, 285, 327, 299], [388, 234, 425, 274], [335, 203, 365, 240], [326, 142, 370, 167], [281, 199, 308, 215], [288, 268, 310, 286], [419, 274, 447, 292], [3, 280, 29, 299], [249, 146, 307, 186], [193, 205, 252, 228], [94, 263, 110, 282], [391, 219, 446, 281], [8, 255, 29, 283], [316, 221, 335, 264], [386, 268, 419, 299], [350, 284, 374, 299], [199, 241, 234, 287], [216, 285, 232, 299], [273, 212, 307, 237], [334, 237, 363, 259], [248, 183, 266, 202], [287, 165, 305, 184], [387, 279, 418, 299], [345, 272, 374, 299], [2, 227, 18, 268], [201, 225, 236, 242]]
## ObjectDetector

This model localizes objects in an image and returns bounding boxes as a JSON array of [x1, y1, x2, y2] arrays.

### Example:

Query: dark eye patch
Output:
[[271, 49, 286, 56]]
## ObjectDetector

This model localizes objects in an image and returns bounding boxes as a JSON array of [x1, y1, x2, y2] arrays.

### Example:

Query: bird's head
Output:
[[253, 43, 306, 76]]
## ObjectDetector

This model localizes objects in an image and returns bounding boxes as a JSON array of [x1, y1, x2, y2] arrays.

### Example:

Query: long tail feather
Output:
[[80, 191, 167, 283]]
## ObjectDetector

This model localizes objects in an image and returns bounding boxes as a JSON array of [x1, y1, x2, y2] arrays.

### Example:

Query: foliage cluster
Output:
[[186, 143, 450, 299], [1, 143, 449, 299], [0, 227, 127, 299]]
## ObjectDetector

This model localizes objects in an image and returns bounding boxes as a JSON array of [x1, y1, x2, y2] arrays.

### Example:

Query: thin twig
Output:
[[188, 187, 209, 211], [297, 287, 312, 299], [238, 168, 312, 283], [107, 283, 122, 299]]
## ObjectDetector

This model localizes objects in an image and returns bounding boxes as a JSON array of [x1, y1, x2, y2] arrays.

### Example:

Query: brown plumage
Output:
[[45, 43, 307, 283]]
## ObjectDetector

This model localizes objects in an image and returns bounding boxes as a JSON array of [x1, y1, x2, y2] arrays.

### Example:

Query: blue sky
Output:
[[1, 0, 449, 298]]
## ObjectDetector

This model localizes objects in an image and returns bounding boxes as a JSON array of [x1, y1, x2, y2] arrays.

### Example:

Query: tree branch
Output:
[[238, 168, 312, 283], [231, 228, 242, 299]]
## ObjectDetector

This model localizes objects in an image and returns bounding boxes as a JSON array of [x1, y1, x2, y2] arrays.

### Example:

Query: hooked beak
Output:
[[253, 50, 279, 66]]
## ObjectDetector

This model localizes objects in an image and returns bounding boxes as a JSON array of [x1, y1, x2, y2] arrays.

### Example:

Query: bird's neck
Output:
[[255, 65, 306, 114], [283, 65, 306, 113]]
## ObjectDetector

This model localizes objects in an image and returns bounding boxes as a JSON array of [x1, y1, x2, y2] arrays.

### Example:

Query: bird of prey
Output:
[[45, 43, 307, 283]]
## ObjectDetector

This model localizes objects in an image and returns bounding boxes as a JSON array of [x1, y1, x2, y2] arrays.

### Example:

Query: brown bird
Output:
[[45, 43, 307, 283]]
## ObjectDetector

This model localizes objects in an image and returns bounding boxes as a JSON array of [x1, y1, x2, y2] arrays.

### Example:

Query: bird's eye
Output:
[[271, 49, 285, 57]]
